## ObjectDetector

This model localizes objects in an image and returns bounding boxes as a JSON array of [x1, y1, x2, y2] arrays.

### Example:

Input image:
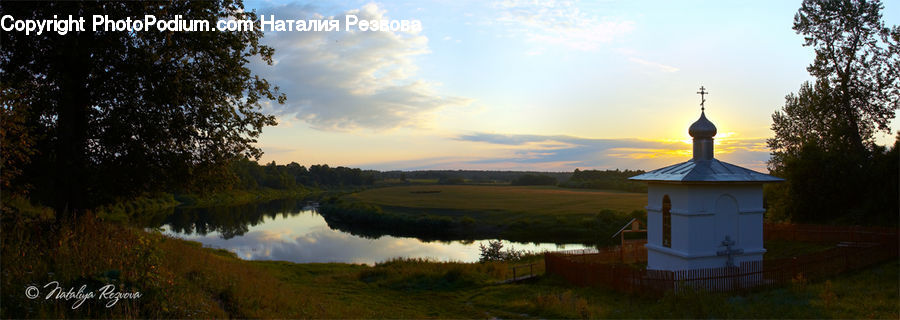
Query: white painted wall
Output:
[[644, 182, 766, 270]]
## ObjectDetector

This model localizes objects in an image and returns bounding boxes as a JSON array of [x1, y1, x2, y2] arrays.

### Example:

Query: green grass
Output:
[[319, 185, 648, 244], [349, 185, 646, 214], [94, 193, 180, 224], [465, 259, 900, 319]]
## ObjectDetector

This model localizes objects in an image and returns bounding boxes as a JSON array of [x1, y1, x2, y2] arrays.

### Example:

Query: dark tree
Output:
[[0, 1, 283, 214], [769, 80, 842, 166], [788, 0, 899, 154], [767, 0, 899, 223], [0, 101, 35, 195]]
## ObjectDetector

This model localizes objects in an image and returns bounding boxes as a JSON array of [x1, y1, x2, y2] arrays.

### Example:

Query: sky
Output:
[[243, 0, 899, 173]]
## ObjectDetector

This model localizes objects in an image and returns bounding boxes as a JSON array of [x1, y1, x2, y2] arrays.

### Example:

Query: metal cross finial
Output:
[[697, 86, 708, 112]]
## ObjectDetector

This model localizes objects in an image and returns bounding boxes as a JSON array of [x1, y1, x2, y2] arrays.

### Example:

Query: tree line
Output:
[[229, 158, 375, 190], [376, 169, 649, 192], [559, 169, 648, 193]]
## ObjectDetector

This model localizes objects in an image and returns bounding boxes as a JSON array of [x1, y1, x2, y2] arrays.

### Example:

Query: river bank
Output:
[[1, 206, 896, 318]]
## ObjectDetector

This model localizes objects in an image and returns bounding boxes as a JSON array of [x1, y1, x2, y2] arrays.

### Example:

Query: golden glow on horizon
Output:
[[607, 148, 691, 160]]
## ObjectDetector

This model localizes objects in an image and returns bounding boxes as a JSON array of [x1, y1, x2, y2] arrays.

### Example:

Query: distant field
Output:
[[348, 185, 646, 215]]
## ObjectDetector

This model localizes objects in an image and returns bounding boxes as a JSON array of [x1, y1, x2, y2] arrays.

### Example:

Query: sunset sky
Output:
[[244, 0, 899, 173]]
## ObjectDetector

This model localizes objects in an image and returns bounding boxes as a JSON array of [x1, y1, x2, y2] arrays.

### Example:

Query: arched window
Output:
[[662, 195, 671, 248]]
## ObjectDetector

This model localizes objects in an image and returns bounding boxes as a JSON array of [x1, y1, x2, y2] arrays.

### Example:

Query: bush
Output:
[[478, 240, 524, 263]]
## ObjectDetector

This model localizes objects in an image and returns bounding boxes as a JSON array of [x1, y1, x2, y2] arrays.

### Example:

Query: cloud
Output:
[[627, 57, 679, 73], [445, 132, 771, 171], [253, 3, 472, 131], [493, 0, 634, 51]]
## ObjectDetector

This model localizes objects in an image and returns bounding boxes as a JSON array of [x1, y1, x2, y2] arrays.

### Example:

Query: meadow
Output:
[[348, 185, 647, 215], [321, 185, 649, 244]]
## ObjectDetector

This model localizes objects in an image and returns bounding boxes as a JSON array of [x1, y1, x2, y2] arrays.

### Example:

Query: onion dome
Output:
[[688, 111, 717, 138], [630, 85, 783, 182]]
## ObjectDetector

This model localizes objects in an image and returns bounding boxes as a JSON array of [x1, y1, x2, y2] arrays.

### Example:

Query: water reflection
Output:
[[157, 199, 590, 264], [162, 199, 309, 239]]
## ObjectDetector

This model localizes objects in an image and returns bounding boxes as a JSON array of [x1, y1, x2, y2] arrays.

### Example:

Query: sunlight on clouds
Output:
[[514, 139, 579, 151], [465, 160, 585, 171], [253, 3, 472, 131], [715, 132, 770, 154], [447, 132, 773, 172], [607, 147, 691, 160], [494, 0, 634, 51], [516, 151, 556, 159]]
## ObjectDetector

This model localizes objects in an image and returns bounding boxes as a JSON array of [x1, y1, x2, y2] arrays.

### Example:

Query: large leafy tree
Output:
[[789, 0, 899, 153], [0, 1, 283, 214], [767, 0, 899, 223]]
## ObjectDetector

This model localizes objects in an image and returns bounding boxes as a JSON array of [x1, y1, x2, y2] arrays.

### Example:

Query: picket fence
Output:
[[544, 224, 899, 295]]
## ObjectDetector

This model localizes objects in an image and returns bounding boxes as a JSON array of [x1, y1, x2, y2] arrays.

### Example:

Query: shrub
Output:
[[478, 240, 524, 263]]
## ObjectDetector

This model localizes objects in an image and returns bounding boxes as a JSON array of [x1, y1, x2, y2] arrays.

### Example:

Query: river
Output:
[[156, 198, 591, 264]]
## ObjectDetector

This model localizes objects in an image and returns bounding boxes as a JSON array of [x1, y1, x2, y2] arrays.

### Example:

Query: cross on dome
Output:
[[688, 86, 717, 142], [697, 86, 708, 112]]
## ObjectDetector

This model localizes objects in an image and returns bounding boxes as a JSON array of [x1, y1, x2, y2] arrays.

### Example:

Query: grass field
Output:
[[320, 185, 648, 244], [348, 185, 647, 215]]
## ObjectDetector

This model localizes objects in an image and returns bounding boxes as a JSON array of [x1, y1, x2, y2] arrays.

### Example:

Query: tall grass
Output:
[[1, 202, 313, 318]]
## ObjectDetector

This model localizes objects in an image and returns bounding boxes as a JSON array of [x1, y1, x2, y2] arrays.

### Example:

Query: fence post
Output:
[[844, 250, 849, 272], [546, 253, 553, 275]]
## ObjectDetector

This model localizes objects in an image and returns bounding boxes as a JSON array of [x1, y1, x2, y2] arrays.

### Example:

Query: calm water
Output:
[[157, 199, 590, 264]]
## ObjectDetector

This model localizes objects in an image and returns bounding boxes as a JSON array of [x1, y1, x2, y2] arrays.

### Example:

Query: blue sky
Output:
[[243, 0, 899, 172]]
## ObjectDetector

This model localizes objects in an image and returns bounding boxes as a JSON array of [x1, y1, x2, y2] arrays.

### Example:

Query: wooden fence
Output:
[[545, 224, 899, 295], [500, 263, 543, 284], [764, 223, 897, 244]]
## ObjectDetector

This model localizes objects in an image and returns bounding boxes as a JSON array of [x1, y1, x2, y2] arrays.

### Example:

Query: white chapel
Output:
[[630, 87, 783, 271]]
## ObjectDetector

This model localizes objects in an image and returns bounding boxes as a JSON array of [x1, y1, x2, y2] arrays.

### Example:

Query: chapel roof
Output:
[[629, 158, 783, 183], [629, 86, 783, 183]]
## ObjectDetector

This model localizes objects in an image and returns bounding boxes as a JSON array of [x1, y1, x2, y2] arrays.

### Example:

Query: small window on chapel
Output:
[[662, 195, 672, 248]]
